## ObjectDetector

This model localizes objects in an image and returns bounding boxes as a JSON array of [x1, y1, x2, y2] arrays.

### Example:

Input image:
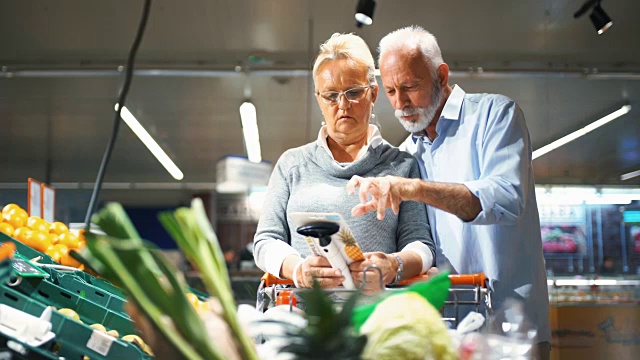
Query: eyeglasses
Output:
[[316, 85, 373, 105]]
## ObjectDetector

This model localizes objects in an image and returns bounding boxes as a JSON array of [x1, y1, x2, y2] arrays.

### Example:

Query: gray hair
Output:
[[312, 33, 377, 88], [378, 26, 444, 80]]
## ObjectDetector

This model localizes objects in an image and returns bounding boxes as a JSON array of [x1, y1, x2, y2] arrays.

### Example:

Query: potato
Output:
[[58, 308, 81, 322], [90, 323, 107, 333]]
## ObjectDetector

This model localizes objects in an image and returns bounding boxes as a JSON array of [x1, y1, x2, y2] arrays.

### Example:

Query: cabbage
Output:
[[360, 292, 456, 360]]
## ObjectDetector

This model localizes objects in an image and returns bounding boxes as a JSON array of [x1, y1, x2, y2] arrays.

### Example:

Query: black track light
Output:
[[590, 5, 613, 35], [355, 0, 376, 28], [574, 0, 613, 35]]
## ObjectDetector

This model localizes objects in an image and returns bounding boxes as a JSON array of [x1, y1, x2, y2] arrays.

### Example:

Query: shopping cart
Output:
[[256, 267, 493, 329]]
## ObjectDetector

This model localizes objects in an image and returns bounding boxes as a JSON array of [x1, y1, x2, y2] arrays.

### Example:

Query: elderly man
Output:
[[347, 26, 551, 358]]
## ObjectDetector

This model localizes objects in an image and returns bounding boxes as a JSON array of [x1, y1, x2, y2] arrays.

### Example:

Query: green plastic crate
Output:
[[0, 232, 125, 297], [71, 270, 126, 298], [0, 258, 13, 285], [0, 284, 150, 360], [7, 276, 136, 336], [53, 272, 127, 315], [0, 332, 59, 359]]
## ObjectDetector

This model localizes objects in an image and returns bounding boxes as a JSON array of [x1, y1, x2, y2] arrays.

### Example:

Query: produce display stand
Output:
[[0, 232, 152, 359]]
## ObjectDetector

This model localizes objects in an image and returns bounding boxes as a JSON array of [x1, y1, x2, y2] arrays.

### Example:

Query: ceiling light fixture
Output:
[[239, 101, 262, 163], [621, 169, 640, 181], [535, 185, 640, 205], [532, 104, 631, 160], [114, 104, 184, 180], [355, 0, 376, 28], [574, 0, 613, 35], [590, 5, 613, 34]]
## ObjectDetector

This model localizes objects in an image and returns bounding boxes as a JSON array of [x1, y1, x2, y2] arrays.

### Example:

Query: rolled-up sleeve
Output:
[[462, 101, 532, 225], [253, 157, 300, 277]]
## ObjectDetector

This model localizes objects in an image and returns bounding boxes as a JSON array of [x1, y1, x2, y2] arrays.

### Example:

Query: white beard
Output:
[[395, 83, 443, 133]]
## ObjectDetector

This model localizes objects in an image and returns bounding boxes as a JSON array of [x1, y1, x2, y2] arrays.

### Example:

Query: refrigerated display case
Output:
[[548, 277, 640, 360], [622, 209, 640, 274], [540, 204, 591, 273]]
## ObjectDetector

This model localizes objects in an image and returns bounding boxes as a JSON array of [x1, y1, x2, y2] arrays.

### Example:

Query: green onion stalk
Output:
[[81, 203, 231, 360], [158, 198, 258, 360]]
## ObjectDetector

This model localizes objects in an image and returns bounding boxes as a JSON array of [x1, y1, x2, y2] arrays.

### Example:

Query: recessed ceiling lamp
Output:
[[574, 0, 613, 35], [355, 0, 376, 28]]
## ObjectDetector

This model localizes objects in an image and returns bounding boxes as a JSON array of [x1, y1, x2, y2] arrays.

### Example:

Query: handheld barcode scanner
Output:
[[297, 222, 355, 289]]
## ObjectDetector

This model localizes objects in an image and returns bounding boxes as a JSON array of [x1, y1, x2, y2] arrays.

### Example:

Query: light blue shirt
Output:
[[400, 85, 550, 342]]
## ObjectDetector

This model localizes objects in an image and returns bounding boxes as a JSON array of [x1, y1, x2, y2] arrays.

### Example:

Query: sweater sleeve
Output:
[[395, 158, 435, 270], [253, 154, 300, 277]]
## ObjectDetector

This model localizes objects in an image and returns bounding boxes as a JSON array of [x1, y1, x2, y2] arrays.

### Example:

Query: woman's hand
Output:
[[349, 252, 397, 294], [295, 255, 345, 288]]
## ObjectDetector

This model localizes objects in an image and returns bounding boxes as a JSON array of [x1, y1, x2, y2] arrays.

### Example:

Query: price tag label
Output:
[[28, 178, 43, 217], [41, 184, 56, 223], [11, 255, 49, 278], [86, 329, 114, 356]]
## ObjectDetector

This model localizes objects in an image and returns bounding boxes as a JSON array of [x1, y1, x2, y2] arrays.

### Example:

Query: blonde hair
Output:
[[378, 26, 444, 79], [312, 33, 377, 88]]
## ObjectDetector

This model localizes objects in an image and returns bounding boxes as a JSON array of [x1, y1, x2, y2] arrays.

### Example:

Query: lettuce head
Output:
[[360, 292, 456, 360]]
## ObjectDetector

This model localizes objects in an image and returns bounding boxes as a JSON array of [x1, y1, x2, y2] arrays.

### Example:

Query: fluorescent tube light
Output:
[[532, 105, 631, 159], [536, 185, 640, 205], [114, 104, 184, 180], [553, 279, 622, 286], [239, 101, 262, 163], [621, 169, 640, 181]]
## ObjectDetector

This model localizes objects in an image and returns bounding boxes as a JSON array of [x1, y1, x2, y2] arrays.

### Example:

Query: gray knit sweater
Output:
[[253, 139, 434, 274]]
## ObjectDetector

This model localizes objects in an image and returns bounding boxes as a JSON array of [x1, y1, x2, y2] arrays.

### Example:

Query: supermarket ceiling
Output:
[[1, 0, 640, 186]]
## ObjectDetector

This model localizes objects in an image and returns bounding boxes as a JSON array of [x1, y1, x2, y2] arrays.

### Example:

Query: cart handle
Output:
[[261, 271, 487, 288], [261, 272, 294, 286], [397, 272, 487, 288]]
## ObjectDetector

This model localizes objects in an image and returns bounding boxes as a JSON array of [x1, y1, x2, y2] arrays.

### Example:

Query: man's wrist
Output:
[[401, 178, 420, 202]]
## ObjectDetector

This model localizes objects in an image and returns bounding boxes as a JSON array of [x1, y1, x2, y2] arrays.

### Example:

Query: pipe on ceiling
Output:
[[1, 68, 640, 80]]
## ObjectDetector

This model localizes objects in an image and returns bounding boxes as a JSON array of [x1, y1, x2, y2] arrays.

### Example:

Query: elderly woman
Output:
[[253, 33, 434, 290]]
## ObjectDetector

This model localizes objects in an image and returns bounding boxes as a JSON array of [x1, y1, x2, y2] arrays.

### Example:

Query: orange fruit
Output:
[[13, 227, 33, 243], [27, 216, 49, 233], [0, 242, 16, 261], [49, 222, 69, 235], [2, 204, 22, 215], [54, 244, 70, 256], [45, 248, 63, 263], [0, 222, 15, 237], [48, 233, 59, 245], [3, 210, 28, 230], [77, 240, 86, 250], [24, 230, 51, 252], [60, 252, 82, 268], [57, 232, 79, 249]]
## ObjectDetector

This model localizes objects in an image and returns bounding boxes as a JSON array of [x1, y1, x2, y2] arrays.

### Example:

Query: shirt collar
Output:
[[317, 124, 383, 161], [441, 84, 465, 120], [411, 85, 465, 143]]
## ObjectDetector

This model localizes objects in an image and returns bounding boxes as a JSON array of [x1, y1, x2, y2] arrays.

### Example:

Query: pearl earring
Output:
[[321, 120, 326, 126]]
